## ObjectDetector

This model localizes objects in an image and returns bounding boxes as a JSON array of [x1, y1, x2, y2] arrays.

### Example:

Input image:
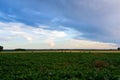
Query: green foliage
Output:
[[0, 52, 120, 80]]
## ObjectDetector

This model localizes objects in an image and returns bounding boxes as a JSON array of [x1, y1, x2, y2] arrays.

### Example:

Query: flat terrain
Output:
[[0, 52, 120, 80]]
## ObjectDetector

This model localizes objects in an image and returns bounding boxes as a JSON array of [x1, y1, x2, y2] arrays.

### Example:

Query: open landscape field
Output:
[[1, 0, 120, 80], [0, 51, 120, 80]]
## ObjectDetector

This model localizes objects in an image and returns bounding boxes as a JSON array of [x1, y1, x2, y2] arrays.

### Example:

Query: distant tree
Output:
[[0, 46, 3, 52], [118, 47, 120, 50], [14, 48, 26, 51]]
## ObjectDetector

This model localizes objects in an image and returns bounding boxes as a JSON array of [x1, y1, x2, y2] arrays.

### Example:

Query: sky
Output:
[[0, 0, 119, 49]]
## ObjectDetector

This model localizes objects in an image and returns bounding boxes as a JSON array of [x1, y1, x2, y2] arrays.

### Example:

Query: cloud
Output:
[[53, 39, 117, 49], [0, 21, 117, 49], [0, 0, 119, 49], [46, 0, 120, 43], [70, 39, 117, 49], [0, 21, 76, 47], [1, 0, 120, 44], [45, 39, 55, 47]]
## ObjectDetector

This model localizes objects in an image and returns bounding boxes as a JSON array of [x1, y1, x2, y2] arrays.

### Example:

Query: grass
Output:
[[0, 52, 120, 80]]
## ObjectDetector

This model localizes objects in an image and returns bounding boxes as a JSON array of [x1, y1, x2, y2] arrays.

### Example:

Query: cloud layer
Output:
[[0, 0, 119, 49], [0, 21, 117, 49]]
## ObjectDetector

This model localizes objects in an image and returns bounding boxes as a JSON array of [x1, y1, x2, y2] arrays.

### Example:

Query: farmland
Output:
[[0, 51, 120, 80]]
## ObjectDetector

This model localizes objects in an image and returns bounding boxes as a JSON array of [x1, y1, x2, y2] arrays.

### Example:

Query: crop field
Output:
[[0, 52, 120, 80]]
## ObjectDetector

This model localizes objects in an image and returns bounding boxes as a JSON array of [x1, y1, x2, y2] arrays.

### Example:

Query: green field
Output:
[[0, 52, 120, 80]]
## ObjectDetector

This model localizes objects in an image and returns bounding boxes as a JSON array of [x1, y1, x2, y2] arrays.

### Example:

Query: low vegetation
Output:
[[0, 52, 120, 80]]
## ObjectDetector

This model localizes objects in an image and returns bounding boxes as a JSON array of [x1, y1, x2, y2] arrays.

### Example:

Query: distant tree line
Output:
[[118, 48, 120, 50], [0, 46, 3, 52], [14, 48, 26, 51]]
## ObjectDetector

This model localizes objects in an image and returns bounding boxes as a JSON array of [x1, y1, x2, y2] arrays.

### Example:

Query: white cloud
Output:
[[0, 21, 117, 49], [45, 39, 55, 47], [54, 39, 117, 49], [0, 22, 72, 48], [70, 39, 117, 49]]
